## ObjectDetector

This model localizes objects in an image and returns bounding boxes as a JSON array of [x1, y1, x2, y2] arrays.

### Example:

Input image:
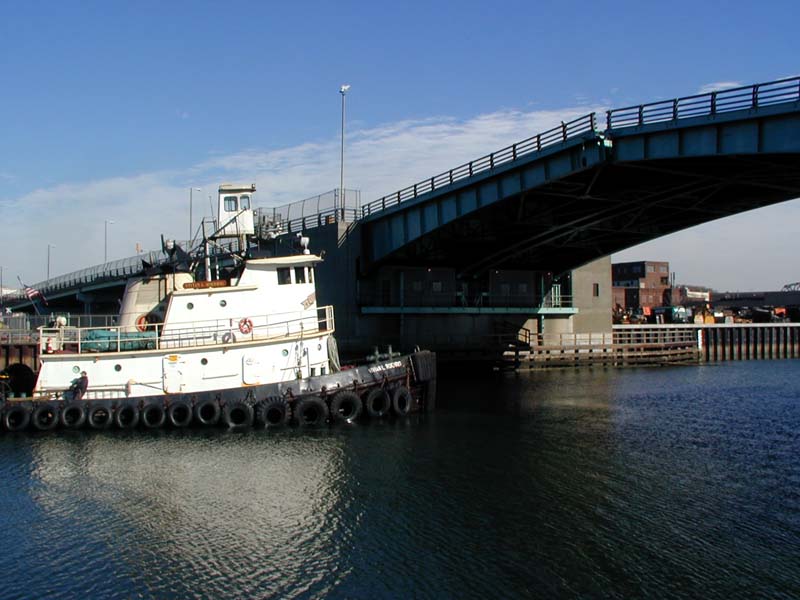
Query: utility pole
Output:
[[339, 84, 350, 219]]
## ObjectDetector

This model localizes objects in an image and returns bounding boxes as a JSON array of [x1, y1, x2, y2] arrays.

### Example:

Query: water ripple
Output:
[[0, 362, 799, 598]]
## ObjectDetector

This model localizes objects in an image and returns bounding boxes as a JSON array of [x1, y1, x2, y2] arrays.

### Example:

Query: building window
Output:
[[432, 281, 443, 293], [518, 283, 528, 294], [500, 283, 511, 296], [277, 268, 291, 285], [593, 283, 600, 297], [294, 267, 306, 284], [659, 265, 668, 273], [412, 280, 423, 292], [646, 265, 655, 273]]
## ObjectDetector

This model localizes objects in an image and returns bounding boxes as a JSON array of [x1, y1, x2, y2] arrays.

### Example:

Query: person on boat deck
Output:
[[70, 371, 89, 400]]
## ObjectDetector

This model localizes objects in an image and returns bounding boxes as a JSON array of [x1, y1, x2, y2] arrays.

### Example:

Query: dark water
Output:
[[1, 361, 799, 599]]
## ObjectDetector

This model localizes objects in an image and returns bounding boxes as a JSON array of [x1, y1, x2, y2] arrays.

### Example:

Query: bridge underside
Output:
[[372, 153, 800, 277]]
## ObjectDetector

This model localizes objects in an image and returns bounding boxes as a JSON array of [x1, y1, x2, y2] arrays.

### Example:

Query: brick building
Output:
[[612, 261, 672, 310]]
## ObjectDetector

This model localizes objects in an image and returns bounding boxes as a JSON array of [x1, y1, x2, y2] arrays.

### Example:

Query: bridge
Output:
[[359, 77, 800, 276], [3, 77, 800, 355]]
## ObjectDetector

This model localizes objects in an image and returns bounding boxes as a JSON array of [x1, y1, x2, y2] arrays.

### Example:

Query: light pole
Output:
[[190, 187, 202, 242], [339, 84, 350, 218], [47, 244, 55, 280], [104, 220, 114, 263]]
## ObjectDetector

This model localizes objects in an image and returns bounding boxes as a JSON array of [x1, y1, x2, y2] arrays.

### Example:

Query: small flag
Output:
[[18, 278, 48, 306]]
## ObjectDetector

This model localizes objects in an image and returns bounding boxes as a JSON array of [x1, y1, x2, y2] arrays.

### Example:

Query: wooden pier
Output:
[[508, 324, 800, 369]]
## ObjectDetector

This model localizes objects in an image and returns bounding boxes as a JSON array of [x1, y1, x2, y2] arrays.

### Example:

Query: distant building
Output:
[[675, 285, 711, 306], [612, 260, 671, 310]]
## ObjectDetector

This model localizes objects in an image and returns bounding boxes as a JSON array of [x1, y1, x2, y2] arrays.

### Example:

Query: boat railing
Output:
[[39, 306, 335, 355]]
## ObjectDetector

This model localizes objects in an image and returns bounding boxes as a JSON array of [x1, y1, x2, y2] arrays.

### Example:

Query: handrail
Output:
[[606, 76, 800, 129], [39, 306, 335, 354], [361, 113, 598, 216]]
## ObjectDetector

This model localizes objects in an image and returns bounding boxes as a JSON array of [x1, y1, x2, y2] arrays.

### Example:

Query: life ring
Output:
[[238, 318, 254, 335], [136, 315, 148, 332]]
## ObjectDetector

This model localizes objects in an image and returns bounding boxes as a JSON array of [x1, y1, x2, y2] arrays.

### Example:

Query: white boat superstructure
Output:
[[34, 183, 335, 402], [36, 254, 335, 401]]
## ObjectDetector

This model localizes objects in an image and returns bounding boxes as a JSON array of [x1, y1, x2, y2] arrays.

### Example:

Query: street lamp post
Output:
[[47, 244, 55, 280], [339, 84, 350, 219], [190, 187, 202, 242], [104, 220, 114, 263]]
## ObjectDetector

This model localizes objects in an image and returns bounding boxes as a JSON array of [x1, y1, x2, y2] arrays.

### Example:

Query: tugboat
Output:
[[1, 184, 436, 432]]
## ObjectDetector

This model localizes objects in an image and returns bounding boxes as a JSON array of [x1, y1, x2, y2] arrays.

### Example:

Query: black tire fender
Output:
[[294, 396, 328, 427], [141, 403, 166, 429], [115, 403, 140, 429], [255, 397, 290, 428], [31, 403, 60, 431], [392, 386, 414, 416], [222, 400, 253, 430], [194, 398, 220, 426], [60, 402, 86, 429], [364, 388, 391, 418], [4, 404, 31, 431], [330, 391, 362, 423], [87, 403, 114, 430], [167, 400, 193, 428]]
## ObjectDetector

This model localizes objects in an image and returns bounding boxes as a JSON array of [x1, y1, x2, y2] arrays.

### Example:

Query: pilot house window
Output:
[[224, 196, 238, 212], [295, 267, 306, 284], [277, 268, 291, 285], [239, 195, 250, 210]]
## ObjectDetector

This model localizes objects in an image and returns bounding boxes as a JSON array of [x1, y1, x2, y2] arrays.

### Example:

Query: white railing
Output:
[[39, 306, 335, 355]]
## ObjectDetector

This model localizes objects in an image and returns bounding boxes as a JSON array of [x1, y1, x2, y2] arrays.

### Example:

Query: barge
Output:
[[0, 184, 436, 432]]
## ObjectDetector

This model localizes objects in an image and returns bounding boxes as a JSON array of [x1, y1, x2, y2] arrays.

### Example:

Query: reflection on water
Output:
[[1, 361, 799, 599]]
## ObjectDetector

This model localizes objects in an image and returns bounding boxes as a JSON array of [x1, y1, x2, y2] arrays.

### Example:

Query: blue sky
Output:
[[1, 0, 798, 290]]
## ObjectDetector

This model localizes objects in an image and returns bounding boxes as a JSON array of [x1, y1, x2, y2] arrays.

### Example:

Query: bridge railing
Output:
[[606, 76, 800, 129], [361, 113, 598, 217], [256, 189, 361, 234]]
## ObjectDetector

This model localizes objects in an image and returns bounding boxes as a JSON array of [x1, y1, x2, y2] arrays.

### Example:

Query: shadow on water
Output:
[[0, 361, 798, 598]]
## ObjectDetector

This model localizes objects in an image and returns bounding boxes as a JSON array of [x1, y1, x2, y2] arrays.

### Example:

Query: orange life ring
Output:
[[238, 318, 253, 335], [136, 315, 148, 332]]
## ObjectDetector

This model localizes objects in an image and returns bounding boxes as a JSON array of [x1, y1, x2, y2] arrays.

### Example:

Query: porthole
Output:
[[187, 302, 194, 310], [282, 349, 289, 357], [219, 300, 227, 307], [114, 364, 122, 372], [72, 366, 80, 374], [201, 358, 208, 365], [317, 343, 322, 351]]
